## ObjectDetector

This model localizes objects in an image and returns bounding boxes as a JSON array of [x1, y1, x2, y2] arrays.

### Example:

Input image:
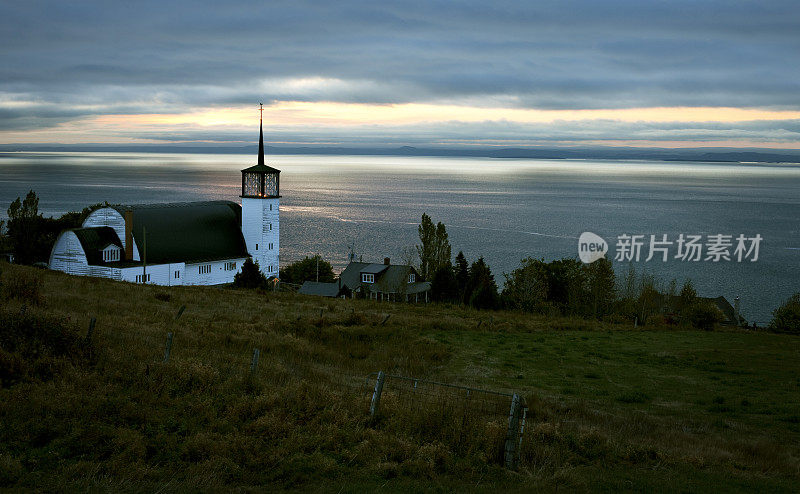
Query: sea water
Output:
[[1, 151, 798, 323]]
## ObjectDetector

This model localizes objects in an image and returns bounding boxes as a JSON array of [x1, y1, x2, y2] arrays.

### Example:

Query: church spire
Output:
[[258, 102, 265, 167]]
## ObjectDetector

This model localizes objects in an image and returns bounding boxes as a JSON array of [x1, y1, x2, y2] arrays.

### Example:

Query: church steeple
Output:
[[241, 104, 280, 199], [258, 102, 264, 167], [241, 102, 281, 279]]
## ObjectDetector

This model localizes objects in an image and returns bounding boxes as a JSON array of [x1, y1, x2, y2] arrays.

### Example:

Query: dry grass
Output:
[[0, 262, 798, 492]]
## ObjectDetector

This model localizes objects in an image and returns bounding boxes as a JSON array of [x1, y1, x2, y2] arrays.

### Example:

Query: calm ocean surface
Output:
[[1, 151, 798, 323]]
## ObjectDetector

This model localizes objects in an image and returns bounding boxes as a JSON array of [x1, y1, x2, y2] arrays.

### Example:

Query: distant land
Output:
[[2, 143, 800, 164]]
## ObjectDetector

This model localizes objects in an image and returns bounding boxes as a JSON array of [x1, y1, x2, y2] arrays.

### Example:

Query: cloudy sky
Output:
[[2, 1, 800, 148]]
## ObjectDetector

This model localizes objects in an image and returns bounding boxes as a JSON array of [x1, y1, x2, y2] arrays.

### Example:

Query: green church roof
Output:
[[112, 201, 249, 264]]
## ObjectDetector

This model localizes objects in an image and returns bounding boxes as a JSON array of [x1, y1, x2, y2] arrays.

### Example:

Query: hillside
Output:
[[1, 263, 798, 492]]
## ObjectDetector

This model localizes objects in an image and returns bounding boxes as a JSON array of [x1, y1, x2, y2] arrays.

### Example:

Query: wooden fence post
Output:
[[163, 332, 173, 363], [504, 393, 522, 469], [85, 317, 96, 344], [250, 348, 260, 376], [370, 371, 386, 418]]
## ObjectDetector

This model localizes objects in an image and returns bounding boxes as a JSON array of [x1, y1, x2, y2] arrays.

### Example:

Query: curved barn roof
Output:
[[111, 201, 249, 264]]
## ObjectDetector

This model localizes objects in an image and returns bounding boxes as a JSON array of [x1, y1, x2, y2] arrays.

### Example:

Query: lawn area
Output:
[[431, 326, 800, 490], [1, 263, 798, 492]]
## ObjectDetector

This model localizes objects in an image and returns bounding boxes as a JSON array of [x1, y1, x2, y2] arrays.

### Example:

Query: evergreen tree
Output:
[[233, 258, 268, 289], [454, 251, 469, 302], [465, 257, 498, 310], [430, 265, 458, 303]]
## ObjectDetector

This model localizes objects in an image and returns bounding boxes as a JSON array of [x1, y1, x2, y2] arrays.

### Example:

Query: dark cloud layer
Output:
[[2, 1, 800, 143]]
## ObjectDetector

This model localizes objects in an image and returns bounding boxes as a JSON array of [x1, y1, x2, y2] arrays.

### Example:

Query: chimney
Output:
[[124, 210, 133, 260], [384, 257, 390, 265]]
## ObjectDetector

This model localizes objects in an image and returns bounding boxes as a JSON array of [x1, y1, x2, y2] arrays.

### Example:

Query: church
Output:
[[48, 114, 280, 286]]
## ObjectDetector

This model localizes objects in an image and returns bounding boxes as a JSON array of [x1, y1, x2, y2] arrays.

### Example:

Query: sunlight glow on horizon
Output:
[[98, 102, 800, 127], [2, 100, 800, 148]]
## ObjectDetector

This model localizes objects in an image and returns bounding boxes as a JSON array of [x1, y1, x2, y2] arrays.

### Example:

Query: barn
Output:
[[48, 114, 280, 286]]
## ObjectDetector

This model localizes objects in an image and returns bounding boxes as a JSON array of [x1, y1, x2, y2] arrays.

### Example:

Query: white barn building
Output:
[[48, 116, 281, 286]]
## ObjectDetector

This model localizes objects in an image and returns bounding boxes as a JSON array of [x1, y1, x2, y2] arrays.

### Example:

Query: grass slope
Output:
[[0, 263, 798, 492]]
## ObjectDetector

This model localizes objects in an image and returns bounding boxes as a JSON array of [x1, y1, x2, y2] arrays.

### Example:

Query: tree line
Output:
[[413, 213, 783, 332], [2, 192, 798, 333], [0, 190, 106, 265]]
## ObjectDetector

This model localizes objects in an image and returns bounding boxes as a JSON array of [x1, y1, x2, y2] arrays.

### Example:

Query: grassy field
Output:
[[0, 262, 798, 492]]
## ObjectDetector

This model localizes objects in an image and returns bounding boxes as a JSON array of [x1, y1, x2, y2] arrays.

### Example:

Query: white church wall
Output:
[[262, 198, 280, 275], [242, 197, 279, 276], [183, 258, 248, 286], [49, 231, 89, 276], [120, 263, 173, 285], [83, 207, 125, 247], [167, 263, 185, 286], [88, 265, 122, 281], [83, 207, 140, 260]]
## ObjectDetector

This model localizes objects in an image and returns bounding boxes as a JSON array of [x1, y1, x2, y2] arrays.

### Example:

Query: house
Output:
[[298, 280, 349, 298], [337, 257, 430, 302], [48, 111, 280, 286]]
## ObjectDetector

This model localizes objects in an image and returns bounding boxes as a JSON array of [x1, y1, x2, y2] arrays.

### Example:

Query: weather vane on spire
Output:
[[259, 102, 264, 120]]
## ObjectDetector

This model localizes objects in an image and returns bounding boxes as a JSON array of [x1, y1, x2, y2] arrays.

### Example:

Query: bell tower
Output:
[[241, 104, 280, 277]]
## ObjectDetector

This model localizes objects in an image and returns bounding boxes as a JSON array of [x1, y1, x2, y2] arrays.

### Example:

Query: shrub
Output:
[[685, 302, 722, 331], [0, 308, 95, 387], [233, 258, 268, 289], [0, 267, 42, 305], [279, 255, 334, 285], [768, 293, 800, 334]]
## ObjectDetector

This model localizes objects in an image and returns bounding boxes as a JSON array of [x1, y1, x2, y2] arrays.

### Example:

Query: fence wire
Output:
[[363, 373, 520, 418], [362, 372, 528, 467]]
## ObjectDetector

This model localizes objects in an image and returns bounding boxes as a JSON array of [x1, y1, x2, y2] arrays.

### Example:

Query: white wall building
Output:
[[48, 115, 281, 286]]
